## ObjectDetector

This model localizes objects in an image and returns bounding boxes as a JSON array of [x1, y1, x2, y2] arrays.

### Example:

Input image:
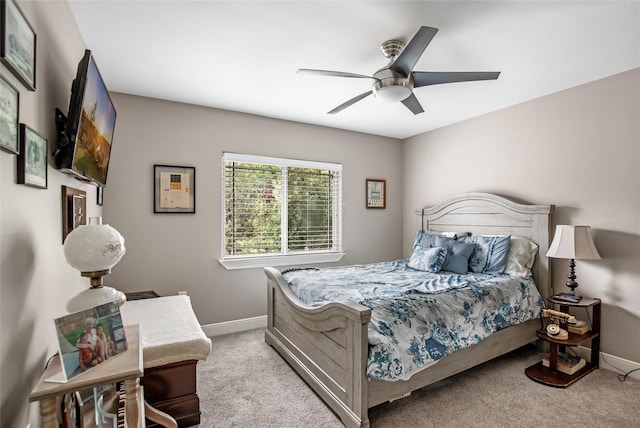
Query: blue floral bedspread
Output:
[[283, 259, 543, 381]]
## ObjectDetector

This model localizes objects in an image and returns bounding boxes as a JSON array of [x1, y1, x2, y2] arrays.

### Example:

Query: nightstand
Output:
[[525, 297, 601, 387]]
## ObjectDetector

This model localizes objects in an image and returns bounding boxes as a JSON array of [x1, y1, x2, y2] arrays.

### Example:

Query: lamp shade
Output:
[[63, 218, 126, 273], [546, 225, 601, 260]]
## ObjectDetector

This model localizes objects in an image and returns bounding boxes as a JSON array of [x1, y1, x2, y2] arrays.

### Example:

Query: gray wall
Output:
[[0, 2, 104, 427], [104, 93, 403, 326], [403, 68, 640, 364]]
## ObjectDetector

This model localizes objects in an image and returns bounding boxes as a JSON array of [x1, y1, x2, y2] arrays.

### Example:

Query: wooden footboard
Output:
[[265, 267, 372, 428]]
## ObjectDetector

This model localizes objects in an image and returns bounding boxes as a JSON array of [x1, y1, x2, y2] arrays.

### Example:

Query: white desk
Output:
[[30, 324, 144, 427]]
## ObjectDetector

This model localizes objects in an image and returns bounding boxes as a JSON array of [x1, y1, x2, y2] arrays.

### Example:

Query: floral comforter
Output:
[[283, 259, 543, 381]]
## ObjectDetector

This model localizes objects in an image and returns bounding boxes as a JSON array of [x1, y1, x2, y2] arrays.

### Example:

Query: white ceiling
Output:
[[68, 1, 640, 140]]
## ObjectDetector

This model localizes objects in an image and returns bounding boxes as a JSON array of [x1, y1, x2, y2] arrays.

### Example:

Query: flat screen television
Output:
[[55, 49, 116, 187]]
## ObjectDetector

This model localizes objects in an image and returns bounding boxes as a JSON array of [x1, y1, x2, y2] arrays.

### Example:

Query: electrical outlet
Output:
[[178, 291, 188, 296]]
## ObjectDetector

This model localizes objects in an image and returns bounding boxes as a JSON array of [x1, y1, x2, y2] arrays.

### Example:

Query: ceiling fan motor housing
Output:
[[372, 67, 413, 102]]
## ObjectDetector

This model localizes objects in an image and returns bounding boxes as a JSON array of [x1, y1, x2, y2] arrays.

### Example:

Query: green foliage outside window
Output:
[[224, 161, 337, 256]]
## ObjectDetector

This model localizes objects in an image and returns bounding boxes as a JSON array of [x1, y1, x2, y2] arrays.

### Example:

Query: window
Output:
[[220, 153, 344, 269]]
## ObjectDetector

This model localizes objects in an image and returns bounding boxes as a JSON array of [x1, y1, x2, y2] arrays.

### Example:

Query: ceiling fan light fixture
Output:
[[373, 85, 412, 103], [300, 26, 500, 114]]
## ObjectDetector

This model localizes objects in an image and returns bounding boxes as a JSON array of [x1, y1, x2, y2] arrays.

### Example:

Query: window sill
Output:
[[218, 252, 345, 270]]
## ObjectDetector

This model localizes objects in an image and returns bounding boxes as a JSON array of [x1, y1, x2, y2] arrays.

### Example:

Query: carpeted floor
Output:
[[196, 329, 639, 427]]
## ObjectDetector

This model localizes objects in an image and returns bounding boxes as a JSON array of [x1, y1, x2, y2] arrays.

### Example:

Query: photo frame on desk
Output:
[[1, 0, 36, 91], [154, 164, 196, 213], [49, 301, 127, 383], [366, 178, 386, 209]]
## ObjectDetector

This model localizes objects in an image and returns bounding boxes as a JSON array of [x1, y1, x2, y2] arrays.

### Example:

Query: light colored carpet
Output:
[[196, 329, 639, 427]]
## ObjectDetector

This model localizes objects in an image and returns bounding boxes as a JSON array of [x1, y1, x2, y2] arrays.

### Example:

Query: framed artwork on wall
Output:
[[0, 0, 36, 91], [0, 73, 19, 154], [366, 179, 386, 209], [62, 185, 86, 243], [97, 186, 103, 206], [153, 164, 196, 213], [17, 124, 47, 188]]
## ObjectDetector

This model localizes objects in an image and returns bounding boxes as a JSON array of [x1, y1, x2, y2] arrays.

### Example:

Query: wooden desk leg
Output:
[[124, 378, 142, 428], [39, 397, 58, 428]]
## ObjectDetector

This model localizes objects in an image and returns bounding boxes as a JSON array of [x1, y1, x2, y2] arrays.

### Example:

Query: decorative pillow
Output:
[[408, 245, 447, 272], [435, 236, 475, 274], [414, 231, 438, 249], [414, 231, 459, 249], [504, 236, 539, 278], [461, 234, 511, 274]]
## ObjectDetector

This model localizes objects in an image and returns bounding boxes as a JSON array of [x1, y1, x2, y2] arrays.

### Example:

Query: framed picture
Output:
[[0, 73, 19, 154], [154, 164, 196, 213], [366, 179, 386, 209], [17, 124, 47, 188], [61, 185, 86, 243], [96, 186, 103, 206], [0, 0, 36, 91], [49, 301, 127, 383]]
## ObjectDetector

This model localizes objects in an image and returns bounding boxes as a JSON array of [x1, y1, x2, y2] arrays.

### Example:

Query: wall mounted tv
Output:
[[55, 49, 116, 187]]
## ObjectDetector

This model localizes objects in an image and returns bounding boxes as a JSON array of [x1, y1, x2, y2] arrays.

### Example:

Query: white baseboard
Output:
[[202, 315, 267, 337], [574, 346, 640, 381]]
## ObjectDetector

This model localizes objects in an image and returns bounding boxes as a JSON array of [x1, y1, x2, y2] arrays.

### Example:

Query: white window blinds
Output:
[[222, 153, 342, 259]]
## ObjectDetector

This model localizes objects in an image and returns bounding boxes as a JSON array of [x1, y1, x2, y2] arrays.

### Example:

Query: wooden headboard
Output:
[[416, 192, 555, 301]]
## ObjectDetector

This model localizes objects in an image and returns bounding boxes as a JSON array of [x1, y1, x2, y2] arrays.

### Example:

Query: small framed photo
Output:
[[61, 185, 86, 243], [0, 73, 19, 154], [154, 164, 196, 213], [49, 301, 127, 383], [17, 124, 47, 188], [366, 179, 386, 209], [1, 0, 36, 91]]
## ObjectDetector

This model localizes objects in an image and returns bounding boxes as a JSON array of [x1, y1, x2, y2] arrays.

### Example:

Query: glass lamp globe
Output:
[[64, 217, 127, 312]]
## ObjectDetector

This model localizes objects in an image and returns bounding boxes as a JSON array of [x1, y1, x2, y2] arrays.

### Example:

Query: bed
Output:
[[264, 192, 553, 428]]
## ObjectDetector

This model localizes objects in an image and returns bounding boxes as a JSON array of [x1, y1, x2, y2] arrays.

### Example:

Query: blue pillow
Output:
[[435, 236, 475, 274], [484, 235, 511, 274], [414, 231, 458, 249], [408, 245, 447, 272], [414, 231, 439, 249], [460, 234, 511, 274]]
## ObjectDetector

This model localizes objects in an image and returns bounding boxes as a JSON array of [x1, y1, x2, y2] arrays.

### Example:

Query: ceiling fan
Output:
[[298, 26, 500, 115]]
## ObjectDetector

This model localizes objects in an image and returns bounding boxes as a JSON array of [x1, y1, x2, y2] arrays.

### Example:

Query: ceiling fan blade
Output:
[[328, 90, 373, 114], [413, 71, 500, 87], [401, 93, 424, 115], [297, 69, 376, 80], [390, 26, 439, 78]]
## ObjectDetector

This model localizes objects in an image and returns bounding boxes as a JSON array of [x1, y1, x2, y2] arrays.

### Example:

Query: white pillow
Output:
[[504, 237, 538, 278]]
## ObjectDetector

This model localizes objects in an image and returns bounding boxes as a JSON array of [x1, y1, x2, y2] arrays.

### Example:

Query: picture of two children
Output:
[[54, 301, 127, 381]]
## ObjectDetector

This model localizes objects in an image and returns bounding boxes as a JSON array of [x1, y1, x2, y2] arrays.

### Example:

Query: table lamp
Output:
[[546, 225, 601, 299], [64, 217, 127, 312]]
